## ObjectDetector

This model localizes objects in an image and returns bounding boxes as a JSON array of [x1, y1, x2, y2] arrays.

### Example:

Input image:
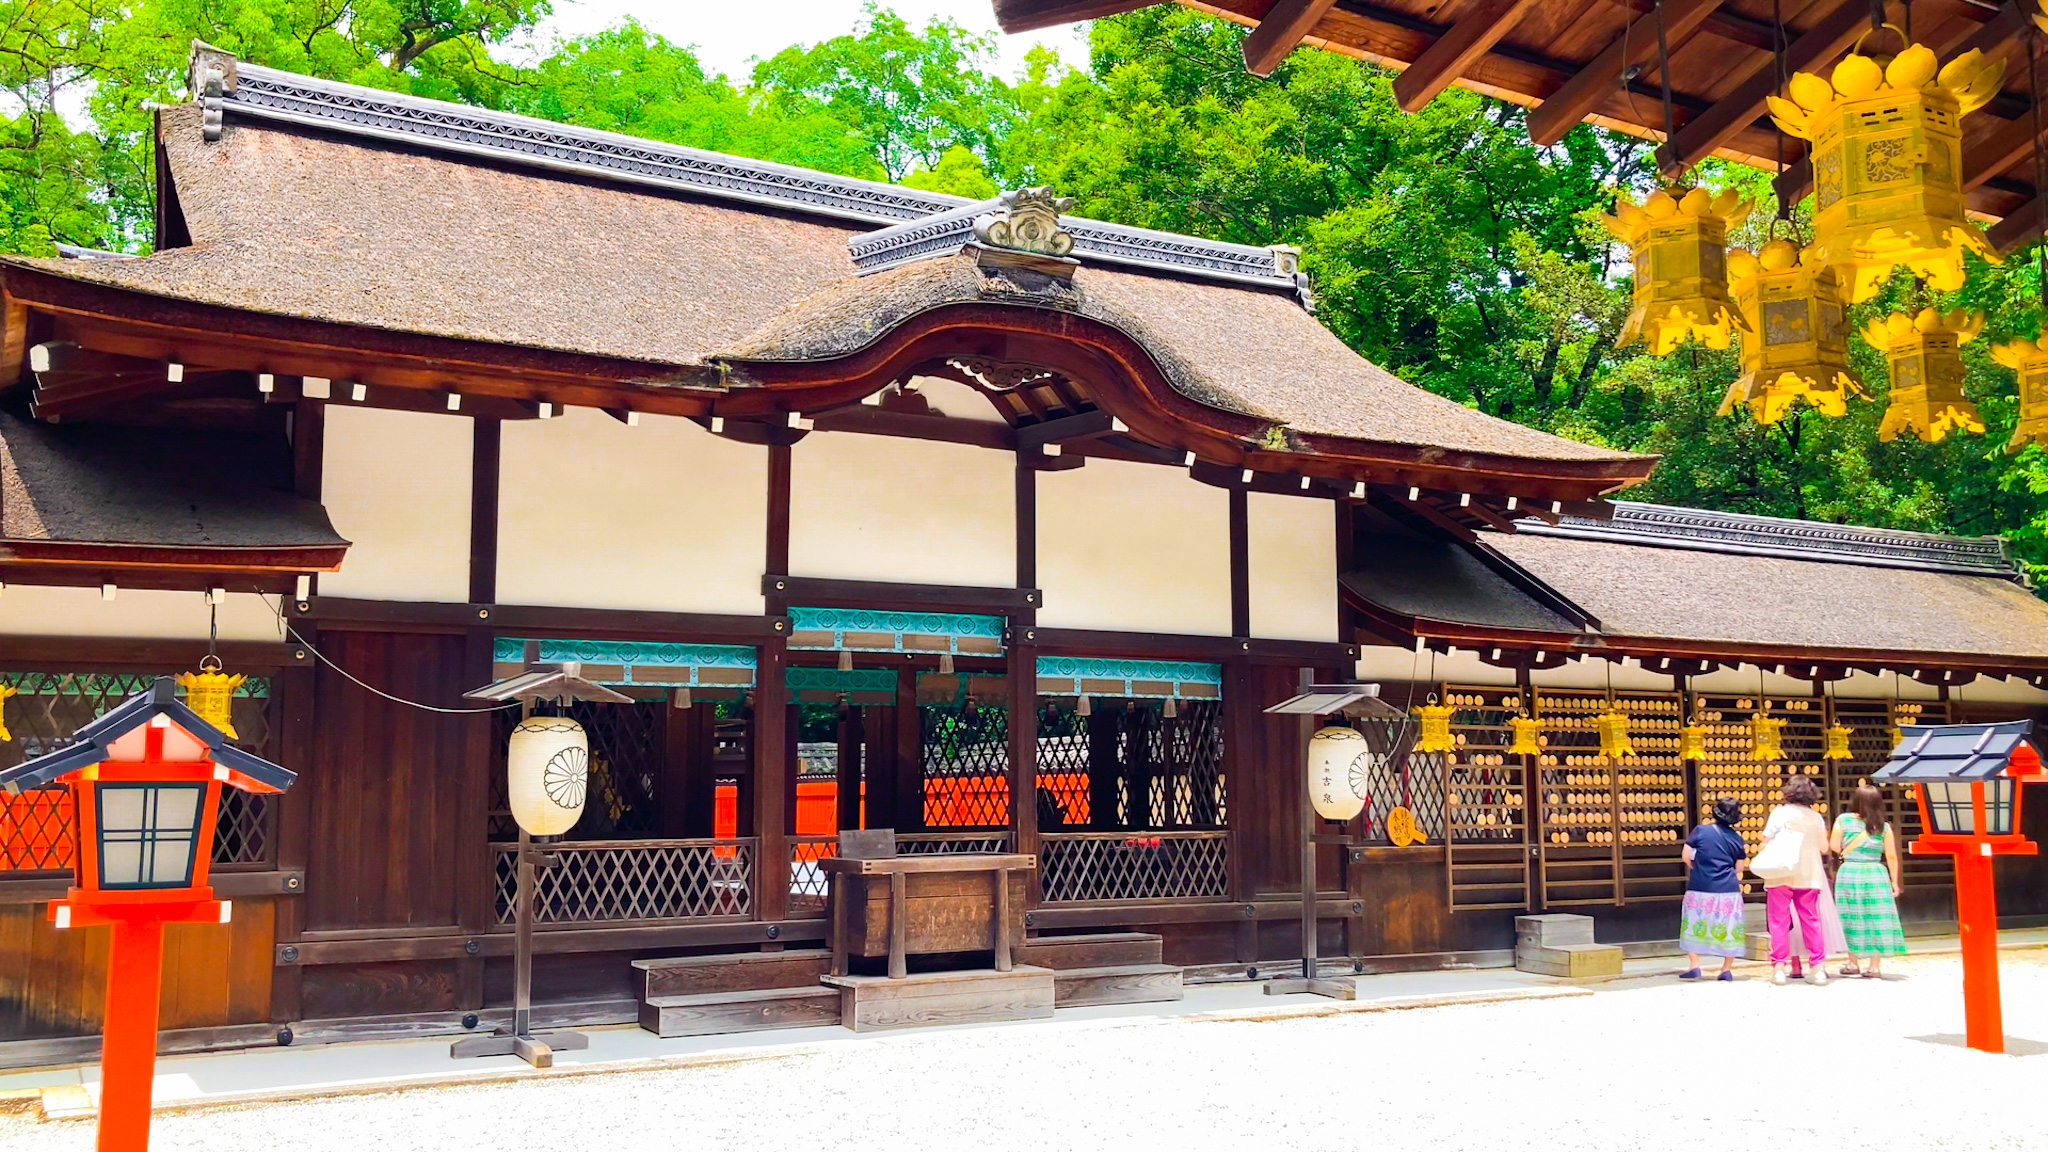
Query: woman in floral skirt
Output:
[[1678, 797, 1746, 980], [1830, 782, 1906, 977]]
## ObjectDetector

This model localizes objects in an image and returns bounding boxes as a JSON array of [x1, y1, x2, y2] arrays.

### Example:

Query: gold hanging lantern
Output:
[[1823, 724, 1854, 760], [1679, 723, 1707, 762], [1993, 336, 2048, 454], [1718, 239, 1862, 423], [1603, 185, 1750, 356], [0, 683, 14, 743], [1413, 702, 1454, 754], [1595, 710, 1635, 761], [1749, 713, 1787, 761], [1507, 716, 1542, 756], [176, 657, 244, 740], [1866, 307, 1986, 443], [1767, 36, 2003, 303]]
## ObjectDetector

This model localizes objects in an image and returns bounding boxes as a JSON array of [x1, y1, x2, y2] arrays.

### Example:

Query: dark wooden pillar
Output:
[[1007, 626, 1040, 869], [1125, 703, 1155, 830], [454, 415, 500, 1010], [1086, 706, 1121, 831], [662, 701, 716, 838], [865, 705, 898, 833], [756, 441, 793, 922], [895, 667, 924, 832], [836, 706, 865, 831]]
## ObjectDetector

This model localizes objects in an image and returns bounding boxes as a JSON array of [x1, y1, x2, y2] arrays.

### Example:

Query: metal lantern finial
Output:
[[1719, 240, 1862, 423], [1604, 185, 1750, 356], [1866, 307, 1987, 443], [1767, 35, 2004, 303], [1994, 336, 2048, 454]]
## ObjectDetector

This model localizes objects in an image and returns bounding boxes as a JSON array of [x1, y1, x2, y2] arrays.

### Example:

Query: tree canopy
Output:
[[4, 2, 2046, 575]]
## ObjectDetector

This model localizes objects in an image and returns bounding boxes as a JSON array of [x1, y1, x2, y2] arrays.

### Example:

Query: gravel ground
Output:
[[7, 950, 2046, 1152]]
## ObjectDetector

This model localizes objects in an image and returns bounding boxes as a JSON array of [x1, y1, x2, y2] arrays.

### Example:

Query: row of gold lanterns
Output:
[[1440, 703, 1861, 765], [1605, 30, 2034, 444]]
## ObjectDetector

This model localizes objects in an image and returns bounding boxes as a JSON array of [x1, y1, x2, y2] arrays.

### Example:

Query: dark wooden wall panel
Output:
[[304, 631, 478, 932], [300, 959, 461, 1019], [0, 898, 275, 1040]]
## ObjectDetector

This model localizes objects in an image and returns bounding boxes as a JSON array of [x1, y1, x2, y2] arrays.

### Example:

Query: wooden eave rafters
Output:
[[1390, 0, 1542, 113]]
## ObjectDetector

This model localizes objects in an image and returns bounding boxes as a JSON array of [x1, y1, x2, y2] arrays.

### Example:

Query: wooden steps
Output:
[[631, 949, 832, 999], [823, 966, 1055, 1032], [1014, 932, 1162, 970], [1514, 914, 1622, 978], [1052, 963, 1184, 1007], [639, 986, 842, 1038]]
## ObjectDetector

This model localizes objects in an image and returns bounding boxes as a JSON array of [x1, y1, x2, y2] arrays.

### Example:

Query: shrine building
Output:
[[2, 46, 2047, 1059]]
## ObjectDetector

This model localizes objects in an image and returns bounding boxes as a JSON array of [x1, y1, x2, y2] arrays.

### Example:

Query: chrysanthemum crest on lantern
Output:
[[1603, 185, 1750, 356], [1718, 239, 1862, 423], [1864, 307, 1986, 443], [1993, 336, 2048, 455], [1766, 36, 2003, 302]]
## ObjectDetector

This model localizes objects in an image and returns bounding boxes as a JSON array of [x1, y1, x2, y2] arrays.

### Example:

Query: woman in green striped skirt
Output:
[[1829, 783, 1907, 977]]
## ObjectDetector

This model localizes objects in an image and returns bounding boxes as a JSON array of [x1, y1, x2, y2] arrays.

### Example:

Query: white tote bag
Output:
[[1750, 828, 1803, 884]]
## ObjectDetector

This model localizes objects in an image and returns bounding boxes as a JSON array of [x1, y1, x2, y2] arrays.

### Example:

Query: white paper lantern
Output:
[[1306, 723, 1371, 821], [507, 716, 588, 836]]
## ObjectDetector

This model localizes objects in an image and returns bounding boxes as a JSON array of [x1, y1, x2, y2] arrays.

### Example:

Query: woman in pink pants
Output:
[[1761, 775, 1832, 986]]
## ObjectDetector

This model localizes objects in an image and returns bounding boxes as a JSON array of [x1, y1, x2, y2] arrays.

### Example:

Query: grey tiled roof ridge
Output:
[[215, 62, 1299, 292], [1512, 500, 2020, 579]]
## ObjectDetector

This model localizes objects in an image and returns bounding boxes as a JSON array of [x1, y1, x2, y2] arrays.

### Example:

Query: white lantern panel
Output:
[[94, 782, 205, 888], [507, 717, 589, 836], [1306, 724, 1370, 821]]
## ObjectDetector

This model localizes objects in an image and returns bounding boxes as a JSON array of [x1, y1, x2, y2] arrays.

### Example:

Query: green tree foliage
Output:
[[4, 3, 2047, 573]]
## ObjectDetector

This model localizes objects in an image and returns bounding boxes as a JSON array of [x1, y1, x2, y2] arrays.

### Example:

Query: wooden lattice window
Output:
[[922, 701, 1011, 829], [0, 672, 276, 872]]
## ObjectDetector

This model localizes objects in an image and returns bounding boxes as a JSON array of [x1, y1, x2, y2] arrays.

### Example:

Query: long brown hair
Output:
[[1850, 783, 1887, 836]]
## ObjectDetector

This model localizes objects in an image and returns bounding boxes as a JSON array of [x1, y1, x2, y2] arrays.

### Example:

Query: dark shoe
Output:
[[1679, 967, 1702, 979], [1717, 970, 1734, 982]]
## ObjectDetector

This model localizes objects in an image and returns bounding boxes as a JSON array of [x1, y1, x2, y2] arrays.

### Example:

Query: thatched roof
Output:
[[0, 409, 345, 559], [0, 56, 1651, 478], [1343, 501, 2048, 667]]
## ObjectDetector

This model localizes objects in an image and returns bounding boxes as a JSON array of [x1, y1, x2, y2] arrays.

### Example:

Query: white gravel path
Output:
[[8, 951, 2046, 1152]]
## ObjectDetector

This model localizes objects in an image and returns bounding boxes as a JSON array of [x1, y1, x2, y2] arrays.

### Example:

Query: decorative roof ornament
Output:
[[974, 187, 1075, 258], [1719, 239, 1863, 424], [1865, 307, 1987, 443], [1603, 185, 1750, 356], [1993, 337, 2048, 455], [1766, 32, 2004, 302]]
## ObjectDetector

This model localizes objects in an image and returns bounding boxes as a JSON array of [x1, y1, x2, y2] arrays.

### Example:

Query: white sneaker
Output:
[[1772, 965, 1788, 986], [1806, 966, 1828, 986]]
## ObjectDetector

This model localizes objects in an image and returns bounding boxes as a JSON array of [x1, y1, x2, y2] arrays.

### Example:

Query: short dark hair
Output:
[[1781, 775, 1822, 805], [1712, 797, 1742, 827]]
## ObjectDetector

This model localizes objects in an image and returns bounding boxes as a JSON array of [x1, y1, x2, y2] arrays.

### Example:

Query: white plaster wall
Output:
[[0, 587, 283, 641], [1529, 656, 1684, 693], [1246, 492, 1338, 643], [319, 406, 472, 602], [904, 376, 1004, 423], [789, 432, 1014, 587], [498, 409, 767, 615], [1037, 457, 1230, 635], [1355, 644, 1515, 688]]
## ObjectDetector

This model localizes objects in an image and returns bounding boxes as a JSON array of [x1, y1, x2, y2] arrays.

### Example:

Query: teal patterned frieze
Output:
[[784, 667, 899, 695], [493, 638, 757, 688], [786, 607, 1006, 655], [1034, 656, 1223, 700], [0, 672, 271, 699]]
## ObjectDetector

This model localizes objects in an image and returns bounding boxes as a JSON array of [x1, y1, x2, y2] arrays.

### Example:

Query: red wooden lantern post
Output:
[[0, 678, 295, 1152], [1873, 721, 2042, 1055]]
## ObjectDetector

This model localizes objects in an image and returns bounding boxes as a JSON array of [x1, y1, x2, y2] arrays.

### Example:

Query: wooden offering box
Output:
[[822, 853, 1034, 979]]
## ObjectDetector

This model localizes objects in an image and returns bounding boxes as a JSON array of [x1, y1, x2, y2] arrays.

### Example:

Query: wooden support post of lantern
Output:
[[1872, 720, 2044, 1054], [0, 678, 296, 1152], [1262, 679, 1412, 999], [452, 662, 630, 1067]]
